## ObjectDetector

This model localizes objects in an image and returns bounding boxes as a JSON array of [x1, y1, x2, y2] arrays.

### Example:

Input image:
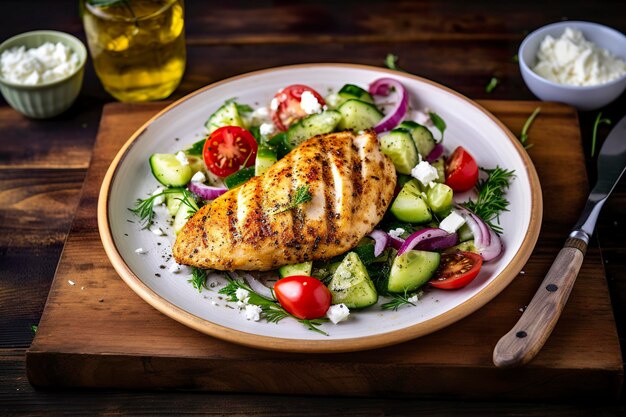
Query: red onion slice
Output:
[[188, 181, 227, 201], [241, 272, 276, 300], [414, 233, 458, 251], [455, 206, 503, 261], [368, 78, 409, 133], [397, 228, 456, 255], [388, 235, 405, 250], [425, 143, 444, 162], [368, 230, 389, 257]]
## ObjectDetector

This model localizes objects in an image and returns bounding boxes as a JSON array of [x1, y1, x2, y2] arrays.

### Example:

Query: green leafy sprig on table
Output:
[[485, 77, 499, 93], [462, 167, 515, 234], [519, 107, 540, 149], [219, 274, 328, 335], [129, 188, 197, 228], [384, 53, 405, 72], [270, 185, 312, 214], [591, 112, 611, 157]]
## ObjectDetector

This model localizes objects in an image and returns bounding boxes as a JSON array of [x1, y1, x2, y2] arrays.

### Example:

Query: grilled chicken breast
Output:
[[173, 130, 396, 271]]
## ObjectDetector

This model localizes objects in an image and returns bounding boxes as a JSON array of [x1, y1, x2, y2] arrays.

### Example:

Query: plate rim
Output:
[[97, 63, 543, 353]]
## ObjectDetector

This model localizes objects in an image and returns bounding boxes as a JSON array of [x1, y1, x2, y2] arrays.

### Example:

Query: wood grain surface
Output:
[[24, 100, 622, 401], [2, 0, 626, 415]]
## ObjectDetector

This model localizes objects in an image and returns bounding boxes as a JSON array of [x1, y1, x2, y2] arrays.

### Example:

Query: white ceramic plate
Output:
[[98, 64, 542, 352]]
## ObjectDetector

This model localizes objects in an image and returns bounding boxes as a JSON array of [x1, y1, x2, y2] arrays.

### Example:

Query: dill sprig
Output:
[[428, 112, 447, 143], [381, 289, 421, 311], [271, 185, 312, 214], [128, 187, 185, 228], [219, 274, 328, 335], [186, 139, 205, 155], [591, 112, 611, 157], [519, 107, 540, 149], [189, 267, 209, 292], [462, 167, 515, 234], [485, 77, 499, 93]]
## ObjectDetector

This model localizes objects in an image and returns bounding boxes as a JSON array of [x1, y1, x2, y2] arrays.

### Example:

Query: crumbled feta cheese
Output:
[[533, 27, 626, 86], [150, 226, 165, 236], [190, 171, 206, 183], [211, 301, 218, 306], [151, 187, 165, 206], [251, 106, 270, 123], [235, 288, 250, 301], [326, 304, 350, 324], [175, 151, 189, 166], [244, 304, 262, 321], [0, 42, 80, 85], [388, 228, 405, 239], [439, 210, 466, 234], [408, 294, 419, 303], [134, 248, 147, 254], [409, 110, 431, 126], [169, 263, 182, 274], [300, 90, 322, 114], [260, 122, 275, 136], [411, 160, 439, 186], [270, 97, 280, 111], [68, 280, 75, 286]]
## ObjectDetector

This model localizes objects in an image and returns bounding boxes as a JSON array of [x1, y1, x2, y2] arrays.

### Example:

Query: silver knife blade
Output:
[[570, 114, 626, 242]]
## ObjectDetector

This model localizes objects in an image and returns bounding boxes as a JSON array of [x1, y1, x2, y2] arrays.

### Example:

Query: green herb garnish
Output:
[[129, 187, 185, 228], [224, 97, 253, 114], [385, 53, 404, 72], [189, 267, 209, 292], [219, 274, 328, 335], [271, 185, 312, 214], [485, 77, 499, 93], [429, 112, 447, 143], [30, 324, 38, 334], [512, 54, 519, 63], [462, 167, 515, 234], [186, 138, 205, 155], [381, 289, 421, 311], [591, 112, 611, 157], [519, 107, 540, 149]]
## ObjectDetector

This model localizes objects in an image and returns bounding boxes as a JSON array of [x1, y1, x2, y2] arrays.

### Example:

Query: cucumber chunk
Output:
[[224, 166, 255, 189], [425, 183, 453, 214], [336, 99, 383, 131], [266, 131, 291, 159], [285, 110, 342, 149], [149, 153, 193, 187], [328, 252, 378, 309], [398, 121, 437, 158], [380, 129, 420, 175], [430, 157, 446, 183], [387, 250, 440, 293], [390, 179, 432, 223], [444, 240, 478, 254], [173, 197, 199, 233], [205, 102, 245, 134], [457, 223, 474, 242], [338, 84, 375, 104], [255, 145, 277, 176], [166, 191, 184, 216], [278, 262, 313, 278]]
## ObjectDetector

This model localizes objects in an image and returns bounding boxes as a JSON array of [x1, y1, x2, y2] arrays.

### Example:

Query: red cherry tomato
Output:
[[273, 275, 331, 320], [271, 84, 326, 131], [445, 146, 479, 192], [430, 252, 483, 289], [203, 126, 258, 177]]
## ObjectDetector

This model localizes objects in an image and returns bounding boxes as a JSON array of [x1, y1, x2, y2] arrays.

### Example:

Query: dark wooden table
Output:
[[2, 1, 625, 415]]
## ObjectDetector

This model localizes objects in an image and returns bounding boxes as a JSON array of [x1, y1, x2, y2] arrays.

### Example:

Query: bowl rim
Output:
[[0, 30, 87, 89], [519, 20, 626, 90]]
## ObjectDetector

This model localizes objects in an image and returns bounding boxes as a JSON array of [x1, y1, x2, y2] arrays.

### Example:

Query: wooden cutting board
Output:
[[26, 101, 623, 400]]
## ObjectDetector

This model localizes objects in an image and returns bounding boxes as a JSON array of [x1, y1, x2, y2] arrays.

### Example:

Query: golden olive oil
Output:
[[83, 0, 185, 102]]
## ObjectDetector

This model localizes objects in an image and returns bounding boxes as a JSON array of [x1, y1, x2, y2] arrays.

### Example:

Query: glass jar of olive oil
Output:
[[82, 0, 185, 102]]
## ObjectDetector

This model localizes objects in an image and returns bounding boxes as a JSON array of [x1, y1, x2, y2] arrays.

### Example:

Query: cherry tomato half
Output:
[[430, 251, 483, 290], [271, 84, 326, 131], [203, 126, 258, 177], [273, 275, 331, 320], [445, 146, 479, 192]]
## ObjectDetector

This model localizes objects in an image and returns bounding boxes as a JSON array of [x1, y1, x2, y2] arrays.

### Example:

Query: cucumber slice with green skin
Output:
[[255, 145, 277, 176], [328, 252, 378, 309], [387, 250, 440, 293], [397, 174, 413, 189], [285, 110, 342, 150], [266, 131, 291, 159], [205, 102, 245, 134], [224, 166, 255, 189], [390, 179, 432, 223], [278, 261, 313, 278], [444, 240, 478, 254], [457, 223, 474, 242], [425, 183, 453, 214], [149, 154, 193, 187], [336, 99, 383, 131], [430, 157, 446, 183], [330, 238, 376, 265], [338, 84, 375, 104], [380, 129, 420, 175], [173, 197, 199, 233], [166, 191, 184, 216], [398, 121, 436, 157]]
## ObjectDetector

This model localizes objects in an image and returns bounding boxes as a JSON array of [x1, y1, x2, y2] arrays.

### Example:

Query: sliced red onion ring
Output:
[[368, 230, 389, 257], [415, 233, 458, 251], [241, 272, 275, 300], [368, 78, 409, 133], [188, 181, 227, 200], [397, 228, 457, 255], [388, 235, 405, 250], [425, 143, 444, 162], [455, 206, 503, 261]]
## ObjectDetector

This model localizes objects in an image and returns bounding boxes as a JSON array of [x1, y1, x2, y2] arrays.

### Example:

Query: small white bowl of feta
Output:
[[0, 30, 86, 118], [519, 21, 626, 111]]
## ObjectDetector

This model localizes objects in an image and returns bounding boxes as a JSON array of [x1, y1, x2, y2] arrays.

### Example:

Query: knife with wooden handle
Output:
[[493, 114, 626, 368]]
